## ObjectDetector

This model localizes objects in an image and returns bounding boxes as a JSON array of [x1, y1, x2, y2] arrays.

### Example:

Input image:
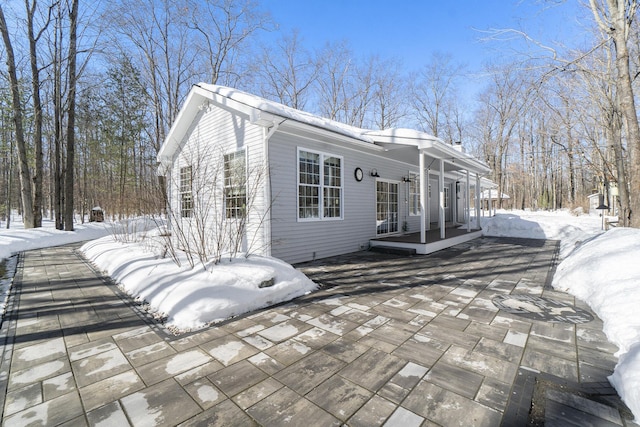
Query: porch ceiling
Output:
[[375, 142, 489, 175]]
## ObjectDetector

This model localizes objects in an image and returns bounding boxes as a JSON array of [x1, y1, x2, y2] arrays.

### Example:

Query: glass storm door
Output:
[[376, 180, 399, 235]]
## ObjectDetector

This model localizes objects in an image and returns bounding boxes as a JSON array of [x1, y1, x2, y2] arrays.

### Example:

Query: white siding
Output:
[[268, 130, 423, 264], [168, 103, 267, 257]]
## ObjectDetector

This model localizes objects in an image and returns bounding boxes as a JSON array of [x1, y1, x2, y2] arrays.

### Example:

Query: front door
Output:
[[376, 180, 399, 235]]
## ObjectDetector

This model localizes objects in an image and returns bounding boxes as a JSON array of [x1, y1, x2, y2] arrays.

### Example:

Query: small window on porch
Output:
[[408, 172, 420, 216]]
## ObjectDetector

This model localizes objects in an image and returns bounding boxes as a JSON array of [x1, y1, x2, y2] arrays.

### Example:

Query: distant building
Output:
[[479, 189, 509, 215]]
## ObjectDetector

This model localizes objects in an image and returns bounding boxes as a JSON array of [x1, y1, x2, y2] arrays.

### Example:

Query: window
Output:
[[444, 186, 450, 208], [323, 156, 342, 218], [298, 149, 342, 220], [224, 149, 246, 218], [180, 166, 193, 218], [408, 172, 420, 216]]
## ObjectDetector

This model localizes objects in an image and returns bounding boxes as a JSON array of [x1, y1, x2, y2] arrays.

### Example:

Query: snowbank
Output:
[[482, 209, 603, 258], [80, 235, 317, 332], [0, 219, 111, 261], [553, 227, 640, 422]]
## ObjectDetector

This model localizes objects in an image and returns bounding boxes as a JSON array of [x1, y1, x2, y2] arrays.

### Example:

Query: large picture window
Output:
[[180, 166, 193, 218], [224, 149, 247, 218], [298, 148, 343, 220]]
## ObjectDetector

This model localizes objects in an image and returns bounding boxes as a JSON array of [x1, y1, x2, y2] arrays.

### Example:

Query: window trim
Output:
[[408, 171, 421, 217], [223, 148, 247, 219], [444, 186, 450, 209], [179, 165, 193, 218], [297, 147, 344, 222]]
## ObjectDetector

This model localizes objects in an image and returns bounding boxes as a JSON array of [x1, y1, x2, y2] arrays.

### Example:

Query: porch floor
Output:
[[370, 224, 483, 255]]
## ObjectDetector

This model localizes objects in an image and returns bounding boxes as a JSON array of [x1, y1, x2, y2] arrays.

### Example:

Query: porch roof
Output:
[[364, 128, 491, 176]]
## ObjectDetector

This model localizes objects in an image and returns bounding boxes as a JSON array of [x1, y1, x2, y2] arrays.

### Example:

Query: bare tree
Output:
[[410, 52, 465, 140], [187, 0, 271, 87], [26, 0, 56, 227], [474, 62, 532, 209], [315, 40, 354, 123], [255, 30, 318, 110], [371, 58, 407, 130], [0, 4, 35, 228], [588, 0, 640, 226]]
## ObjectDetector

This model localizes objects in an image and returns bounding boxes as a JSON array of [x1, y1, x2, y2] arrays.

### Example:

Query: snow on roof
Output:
[[363, 127, 440, 141], [197, 84, 373, 143], [481, 189, 510, 199], [159, 83, 490, 176]]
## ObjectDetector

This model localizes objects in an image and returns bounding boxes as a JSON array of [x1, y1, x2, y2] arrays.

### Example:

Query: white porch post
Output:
[[439, 159, 445, 240], [466, 170, 471, 232], [488, 190, 493, 217], [419, 151, 426, 243], [426, 169, 431, 230], [475, 173, 482, 229]]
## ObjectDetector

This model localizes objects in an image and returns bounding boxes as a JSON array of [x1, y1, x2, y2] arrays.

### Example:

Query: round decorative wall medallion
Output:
[[354, 167, 363, 182], [492, 294, 593, 324]]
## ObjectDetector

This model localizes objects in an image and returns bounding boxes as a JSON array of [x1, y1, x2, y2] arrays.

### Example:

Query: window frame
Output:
[[444, 186, 450, 209], [408, 171, 421, 216], [223, 148, 247, 219], [179, 165, 193, 218], [297, 147, 344, 222]]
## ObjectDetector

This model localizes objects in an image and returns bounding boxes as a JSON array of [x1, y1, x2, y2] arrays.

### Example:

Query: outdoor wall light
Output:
[[402, 176, 412, 183], [370, 169, 380, 177]]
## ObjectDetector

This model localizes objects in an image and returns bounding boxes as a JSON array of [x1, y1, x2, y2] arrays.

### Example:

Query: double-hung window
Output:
[[298, 148, 343, 220], [224, 149, 247, 219], [408, 172, 420, 216], [180, 166, 193, 218]]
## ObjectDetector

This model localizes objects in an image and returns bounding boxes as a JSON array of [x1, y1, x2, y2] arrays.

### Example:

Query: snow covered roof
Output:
[[197, 84, 371, 143], [481, 189, 510, 199], [158, 83, 490, 176]]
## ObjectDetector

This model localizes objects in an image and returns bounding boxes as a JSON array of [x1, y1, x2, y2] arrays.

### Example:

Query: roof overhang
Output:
[[364, 129, 491, 176], [157, 85, 215, 175]]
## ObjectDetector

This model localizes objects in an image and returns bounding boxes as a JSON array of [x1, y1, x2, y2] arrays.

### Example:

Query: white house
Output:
[[157, 84, 492, 264]]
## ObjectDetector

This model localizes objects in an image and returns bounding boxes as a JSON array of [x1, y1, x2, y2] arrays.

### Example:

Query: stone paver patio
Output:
[[0, 237, 633, 426]]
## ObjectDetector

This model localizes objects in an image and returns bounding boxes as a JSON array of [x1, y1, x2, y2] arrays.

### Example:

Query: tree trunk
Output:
[[612, 30, 640, 226], [26, 0, 46, 228], [54, 4, 63, 229], [64, 0, 78, 231], [0, 5, 34, 228]]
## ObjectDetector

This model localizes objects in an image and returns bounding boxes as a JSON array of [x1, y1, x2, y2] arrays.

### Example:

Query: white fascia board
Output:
[[419, 139, 490, 175], [157, 85, 214, 167], [278, 119, 380, 150]]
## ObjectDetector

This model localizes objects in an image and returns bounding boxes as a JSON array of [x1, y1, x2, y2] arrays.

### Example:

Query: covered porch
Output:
[[370, 223, 483, 255], [366, 129, 493, 255]]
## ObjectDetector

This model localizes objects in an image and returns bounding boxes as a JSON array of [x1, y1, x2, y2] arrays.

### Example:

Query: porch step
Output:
[[369, 245, 417, 256]]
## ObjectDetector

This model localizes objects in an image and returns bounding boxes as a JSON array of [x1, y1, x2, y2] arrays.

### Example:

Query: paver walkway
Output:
[[0, 237, 633, 426]]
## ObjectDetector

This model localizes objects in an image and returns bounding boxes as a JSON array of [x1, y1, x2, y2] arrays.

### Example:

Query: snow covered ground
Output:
[[483, 210, 640, 423], [1, 209, 639, 422], [80, 233, 317, 332]]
